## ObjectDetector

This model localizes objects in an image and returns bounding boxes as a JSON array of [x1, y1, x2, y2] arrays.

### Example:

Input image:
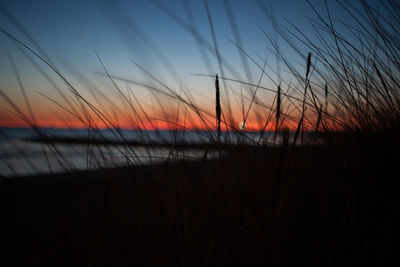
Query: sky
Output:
[[0, 0, 382, 129]]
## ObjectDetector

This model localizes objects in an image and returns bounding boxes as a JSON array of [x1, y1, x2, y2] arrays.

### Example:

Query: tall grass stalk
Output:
[[275, 85, 281, 133], [215, 74, 221, 145], [301, 53, 312, 147]]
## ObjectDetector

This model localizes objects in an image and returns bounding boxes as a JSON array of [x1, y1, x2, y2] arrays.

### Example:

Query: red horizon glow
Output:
[[0, 93, 303, 132], [0, 117, 298, 132]]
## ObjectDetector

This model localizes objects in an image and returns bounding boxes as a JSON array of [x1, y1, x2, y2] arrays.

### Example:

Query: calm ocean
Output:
[[0, 127, 275, 177]]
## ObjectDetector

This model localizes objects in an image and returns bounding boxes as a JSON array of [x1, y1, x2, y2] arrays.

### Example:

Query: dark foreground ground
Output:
[[1, 135, 399, 266]]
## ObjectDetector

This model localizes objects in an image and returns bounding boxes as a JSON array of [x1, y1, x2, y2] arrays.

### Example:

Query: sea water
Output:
[[0, 127, 297, 177]]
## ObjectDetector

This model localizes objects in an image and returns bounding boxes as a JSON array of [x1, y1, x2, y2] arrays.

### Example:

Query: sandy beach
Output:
[[1, 143, 399, 266]]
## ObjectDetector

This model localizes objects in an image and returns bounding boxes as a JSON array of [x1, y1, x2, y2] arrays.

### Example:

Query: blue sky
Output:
[[0, 0, 382, 127], [0, 0, 350, 80]]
